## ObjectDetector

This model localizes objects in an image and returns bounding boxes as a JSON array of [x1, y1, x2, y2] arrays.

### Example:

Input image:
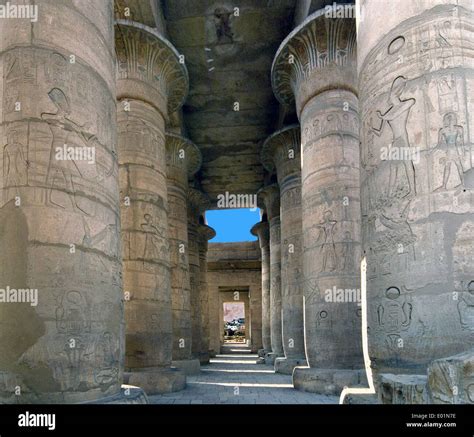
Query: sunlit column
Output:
[[272, 7, 364, 394]]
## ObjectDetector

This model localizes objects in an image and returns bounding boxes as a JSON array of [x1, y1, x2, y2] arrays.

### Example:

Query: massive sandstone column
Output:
[[261, 125, 307, 374], [115, 20, 188, 393], [198, 222, 216, 363], [272, 8, 364, 393], [257, 185, 284, 363], [0, 0, 123, 403], [358, 0, 474, 397], [251, 221, 271, 358], [187, 188, 210, 365], [166, 133, 202, 375]]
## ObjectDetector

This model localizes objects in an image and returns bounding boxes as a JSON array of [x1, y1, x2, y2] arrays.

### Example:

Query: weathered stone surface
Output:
[[272, 7, 363, 392], [86, 385, 149, 405], [378, 374, 429, 404], [293, 367, 367, 396], [116, 19, 189, 395], [187, 188, 210, 364], [125, 368, 186, 395], [358, 0, 474, 377], [428, 350, 474, 404], [198, 224, 216, 362], [0, 0, 122, 403], [251, 221, 271, 354], [258, 184, 284, 358], [166, 133, 201, 374], [262, 125, 307, 374]]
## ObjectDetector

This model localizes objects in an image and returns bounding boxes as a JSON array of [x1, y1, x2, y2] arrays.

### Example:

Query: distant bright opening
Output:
[[223, 302, 245, 343], [206, 208, 260, 242]]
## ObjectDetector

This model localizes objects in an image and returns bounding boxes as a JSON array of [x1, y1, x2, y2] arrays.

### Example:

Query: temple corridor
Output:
[[149, 344, 338, 404]]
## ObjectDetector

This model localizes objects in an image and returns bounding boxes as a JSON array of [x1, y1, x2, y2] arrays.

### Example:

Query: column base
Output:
[[209, 349, 217, 358], [264, 352, 283, 365], [172, 359, 201, 375], [84, 385, 149, 404], [124, 367, 186, 395], [293, 367, 367, 396], [274, 357, 308, 375], [199, 352, 210, 365]]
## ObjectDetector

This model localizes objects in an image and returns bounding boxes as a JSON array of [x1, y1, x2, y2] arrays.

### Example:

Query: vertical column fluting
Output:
[[272, 8, 364, 394], [261, 125, 307, 374], [166, 133, 202, 376], [0, 0, 123, 403], [251, 221, 272, 357], [187, 188, 210, 365], [358, 0, 474, 385], [197, 223, 215, 363], [115, 20, 189, 394], [258, 185, 284, 363]]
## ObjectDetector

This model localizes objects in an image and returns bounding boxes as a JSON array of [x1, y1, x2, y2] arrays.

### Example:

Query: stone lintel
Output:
[[115, 19, 189, 115], [271, 7, 357, 116]]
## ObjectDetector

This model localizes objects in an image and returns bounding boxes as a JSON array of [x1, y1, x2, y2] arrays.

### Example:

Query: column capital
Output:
[[187, 188, 211, 219], [115, 20, 189, 117], [271, 7, 356, 116], [261, 125, 301, 187], [166, 133, 202, 181], [257, 184, 280, 220], [251, 221, 270, 248]]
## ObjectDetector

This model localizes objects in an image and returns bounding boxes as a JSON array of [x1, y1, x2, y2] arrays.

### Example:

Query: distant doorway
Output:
[[223, 302, 245, 343]]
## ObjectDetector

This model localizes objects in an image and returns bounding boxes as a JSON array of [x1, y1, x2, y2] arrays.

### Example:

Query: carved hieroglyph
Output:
[[251, 221, 271, 353], [359, 1, 474, 376], [257, 184, 284, 357], [166, 134, 201, 363], [272, 9, 362, 372], [0, 0, 123, 403], [261, 125, 306, 372]]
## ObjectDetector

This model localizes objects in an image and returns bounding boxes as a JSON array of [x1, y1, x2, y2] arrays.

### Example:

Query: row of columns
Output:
[[0, 1, 215, 402], [252, 1, 473, 401]]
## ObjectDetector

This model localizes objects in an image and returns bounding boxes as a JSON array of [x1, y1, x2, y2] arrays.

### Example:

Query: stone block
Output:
[[171, 359, 201, 375], [125, 368, 186, 395], [377, 374, 428, 404], [428, 350, 474, 404]]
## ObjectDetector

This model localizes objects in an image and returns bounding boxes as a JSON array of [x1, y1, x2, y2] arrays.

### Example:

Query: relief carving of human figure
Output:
[[434, 112, 466, 192], [3, 130, 28, 202], [317, 210, 337, 272], [372, 76, 416, 199]]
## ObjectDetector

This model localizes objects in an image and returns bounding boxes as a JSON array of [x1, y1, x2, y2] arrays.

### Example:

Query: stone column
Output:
[[249, 284, 263, 354], [197, 223, 216, 363], [358, 0, 474, 389], [187, 188, 210, 365], [272, 8, 364, 394], [261, 125, 307, 374], [257, 185, 284, 363], [251, 221, 271, 358], [166, 133, 202, 375], [115, 20, 189, 394], [0, 0, 125, 403]]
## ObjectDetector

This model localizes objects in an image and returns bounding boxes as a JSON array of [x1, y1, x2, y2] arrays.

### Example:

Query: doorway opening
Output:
[[223, 301, 245, 343]]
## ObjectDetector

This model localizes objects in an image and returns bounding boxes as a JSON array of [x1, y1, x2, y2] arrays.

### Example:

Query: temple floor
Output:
[[149, 343, 338, 405]]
